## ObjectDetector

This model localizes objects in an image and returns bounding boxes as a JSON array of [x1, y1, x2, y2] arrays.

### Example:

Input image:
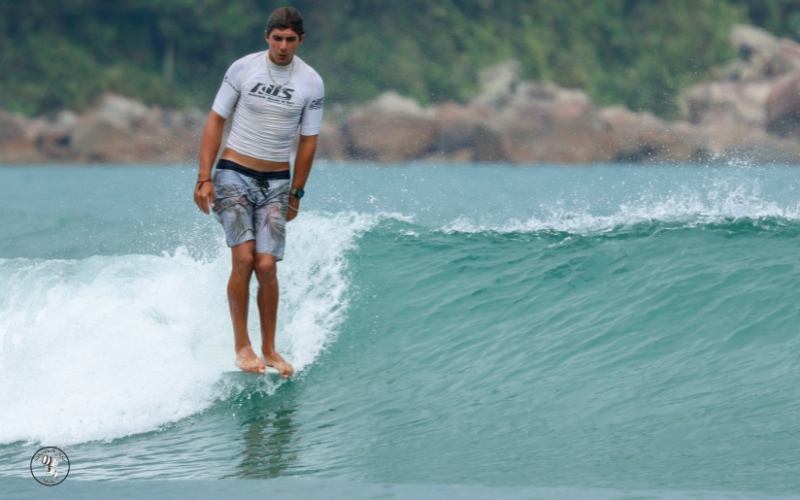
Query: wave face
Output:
[[1, 164, 800, 495], [319, 216, 800, 490]]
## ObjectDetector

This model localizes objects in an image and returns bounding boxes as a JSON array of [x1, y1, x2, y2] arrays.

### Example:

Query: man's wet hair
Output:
[[266, 7, 305, 37]]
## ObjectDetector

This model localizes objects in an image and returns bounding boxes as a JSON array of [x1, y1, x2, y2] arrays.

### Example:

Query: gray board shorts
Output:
[[212, 159, 291, 260]]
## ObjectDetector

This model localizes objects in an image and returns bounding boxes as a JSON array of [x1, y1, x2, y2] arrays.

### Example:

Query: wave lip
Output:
[[443, 184, 800, 235]]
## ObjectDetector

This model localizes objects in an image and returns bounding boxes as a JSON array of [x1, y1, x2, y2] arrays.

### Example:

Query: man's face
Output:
[[265, 28, 304, 65]]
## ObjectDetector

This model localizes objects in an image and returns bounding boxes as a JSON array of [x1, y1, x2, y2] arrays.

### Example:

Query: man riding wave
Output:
[[193, 7, 323, 378]]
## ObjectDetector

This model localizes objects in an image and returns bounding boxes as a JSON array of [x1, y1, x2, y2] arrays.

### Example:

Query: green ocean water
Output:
[[1, 163, 800, 499]]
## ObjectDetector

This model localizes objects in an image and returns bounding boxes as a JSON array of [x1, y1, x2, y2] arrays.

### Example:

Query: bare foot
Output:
[[262, 350, 294, 379], [236, 346, 266, 374]]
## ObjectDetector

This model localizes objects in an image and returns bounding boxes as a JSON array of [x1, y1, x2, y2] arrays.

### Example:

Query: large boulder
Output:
[[315, 120, 347, 160], [70, 115, 136, 162], [766, 72, 800, 136], [465, 64, 617, 163], [472, 124, 508, 162], [488, 82, 617, 163], [431, 102, 500, 160], [0, 110, 26, 143], [70, 117, 150, 162], [725, 25, 800, 80], [679, 80, 772, 126], [0, 109, 45, 163], [691, 114, 800, 162], [470, 60, 522, 110], [601, 107, 710, 162], [678, 24, 800, 161], [34, 110, 80, 161], [96, 94, 152, 129], [70, 94, 176, 162], [159, 107, 206, 162], [432, 102, 479, 154], [6, 96, 207, 164], [343, 92, 437, 162]]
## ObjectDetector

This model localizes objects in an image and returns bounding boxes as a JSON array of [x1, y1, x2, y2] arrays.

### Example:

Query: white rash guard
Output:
[[212, 52, 324, 162]]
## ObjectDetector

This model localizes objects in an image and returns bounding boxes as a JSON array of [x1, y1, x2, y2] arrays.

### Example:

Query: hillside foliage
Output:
[[2, 0, 800, 117]]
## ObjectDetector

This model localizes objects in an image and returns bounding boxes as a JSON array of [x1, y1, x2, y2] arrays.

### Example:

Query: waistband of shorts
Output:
[[215, 159, 290, 180]]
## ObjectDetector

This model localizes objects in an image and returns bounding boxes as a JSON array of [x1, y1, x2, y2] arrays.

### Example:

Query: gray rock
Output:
[[316, 121, 347, 160], [55, 110, 78, 127], [472, 124, 508, 162], [36, 123, 78, 161], [71, 112, 138, 162], [766, 71, 800, 136], [0, 109, 26, 143], [601, 106, 710, 162], [0, 110, 44, 163], [727, 24, 800, 80], [730, 25, 781, 60], [96, 94, 152, 129], [432, 102, 496, 155], [488, 82, 616, 163], [470, 60, 522, 110], [679, 80, 772, 126], [343, 92, 437, 162], [160, 108, 206, 162]]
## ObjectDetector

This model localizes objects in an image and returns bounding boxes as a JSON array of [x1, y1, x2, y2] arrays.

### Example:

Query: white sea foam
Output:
[[269, 211, 380, 370], [0, 211, 378, 446], [443, 181, 800, 234]]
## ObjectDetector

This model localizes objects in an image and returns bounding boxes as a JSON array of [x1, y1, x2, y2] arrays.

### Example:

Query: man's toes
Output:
[[236, 357, 267, 375], [255, 360, 267, 374]]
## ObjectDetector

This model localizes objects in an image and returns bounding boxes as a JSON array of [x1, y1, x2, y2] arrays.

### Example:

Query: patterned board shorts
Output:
[[212, 159, 291, 260]]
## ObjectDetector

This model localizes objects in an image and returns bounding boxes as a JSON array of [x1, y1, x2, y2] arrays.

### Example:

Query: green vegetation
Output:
[[1, 1, 799, 117]]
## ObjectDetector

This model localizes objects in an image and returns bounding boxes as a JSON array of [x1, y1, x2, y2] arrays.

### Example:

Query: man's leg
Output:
[[254, 253, 294, 378], [229, 241, 266, 374]]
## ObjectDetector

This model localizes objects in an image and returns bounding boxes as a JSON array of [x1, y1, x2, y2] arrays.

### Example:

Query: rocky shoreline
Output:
[[3, 24, 800, 165]]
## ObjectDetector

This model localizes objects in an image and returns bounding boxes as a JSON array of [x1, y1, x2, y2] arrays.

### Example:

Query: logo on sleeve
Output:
[[248, 83, 296, 105], [309, 97, 324, 110]]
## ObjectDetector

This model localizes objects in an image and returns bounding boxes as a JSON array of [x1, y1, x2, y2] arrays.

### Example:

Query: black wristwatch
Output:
[[291, 188, 305, 199]]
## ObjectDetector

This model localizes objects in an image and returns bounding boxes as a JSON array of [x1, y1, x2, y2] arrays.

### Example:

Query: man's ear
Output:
[[264, 30, 270, 43], [299, 34, 305, 45]]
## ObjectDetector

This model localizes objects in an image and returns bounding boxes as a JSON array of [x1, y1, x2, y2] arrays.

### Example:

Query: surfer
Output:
[[193, 7, 324, 378]]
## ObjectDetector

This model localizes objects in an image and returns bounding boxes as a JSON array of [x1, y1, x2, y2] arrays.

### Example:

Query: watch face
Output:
[[294, 188, 305, 199]]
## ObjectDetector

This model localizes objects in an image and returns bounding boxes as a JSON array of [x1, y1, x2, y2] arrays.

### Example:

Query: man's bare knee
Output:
[[231, 246, 255, 276], [254, 255, 277, 282]]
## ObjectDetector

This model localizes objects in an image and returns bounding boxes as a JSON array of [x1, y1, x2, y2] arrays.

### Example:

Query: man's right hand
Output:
[[194, 180, 215, 214], [194, 110, 226, 215]]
